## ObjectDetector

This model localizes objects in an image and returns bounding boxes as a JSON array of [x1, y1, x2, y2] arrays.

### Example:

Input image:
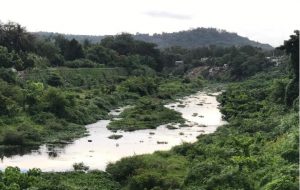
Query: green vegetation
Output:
[[108, 97, 184, 131], [0, 167, 120, 190], [105, 32, 299, 189], [0, 21, 204, 148], [106, 152, 188, 189], [0, 21, 298, 190], [73, 162, 89, 171], [106, 67, 299, 189]]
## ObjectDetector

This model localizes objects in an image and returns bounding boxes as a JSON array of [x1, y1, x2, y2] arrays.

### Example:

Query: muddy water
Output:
[[0, 92, 226, 171]]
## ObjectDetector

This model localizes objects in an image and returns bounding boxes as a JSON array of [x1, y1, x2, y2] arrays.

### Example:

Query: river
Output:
[[0, 91, 226, 171]]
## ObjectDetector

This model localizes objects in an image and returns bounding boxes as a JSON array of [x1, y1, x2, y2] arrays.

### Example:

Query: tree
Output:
[[35, 39, 64, 66], [86, 44, 118, 65], [0, 46, 24, 70], [43, 88, 68, 117], [279, 31, 299, 106], [0, 46, 12, 67], [279, 30, 299, 78], [101, 33, 135, 55], [54, 36, 84, 61], [64, 39, 84, 60], [0, 21, 35, 52]]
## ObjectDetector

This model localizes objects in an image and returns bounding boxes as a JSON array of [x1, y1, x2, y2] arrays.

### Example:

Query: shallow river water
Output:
[[0, 91, 226, 171]]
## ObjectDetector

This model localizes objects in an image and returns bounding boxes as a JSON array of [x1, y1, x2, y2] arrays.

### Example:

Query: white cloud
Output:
[[144, 11, 192, 20]]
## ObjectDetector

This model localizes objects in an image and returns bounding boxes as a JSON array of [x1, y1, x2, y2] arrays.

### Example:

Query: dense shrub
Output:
[[108, 97, 184, 131], [47, 72, 63, 86], [73, 162, 89, 171], [64, 58, 98, 68], [117, 76, 158, 96]]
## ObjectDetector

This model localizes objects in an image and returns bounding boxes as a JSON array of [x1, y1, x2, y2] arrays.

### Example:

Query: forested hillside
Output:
[[35, 28, 273, 50]]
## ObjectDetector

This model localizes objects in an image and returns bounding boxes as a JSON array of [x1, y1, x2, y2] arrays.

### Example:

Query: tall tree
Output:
[[0, 22, 35, 52], [279, 30, 299, 106]]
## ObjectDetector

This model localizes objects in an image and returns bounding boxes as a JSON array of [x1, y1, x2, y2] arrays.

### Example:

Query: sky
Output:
[[0, 0, 299, 47]]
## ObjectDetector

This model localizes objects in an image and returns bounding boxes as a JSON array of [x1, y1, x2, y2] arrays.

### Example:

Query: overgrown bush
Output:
[[64, 58, 98, 68]]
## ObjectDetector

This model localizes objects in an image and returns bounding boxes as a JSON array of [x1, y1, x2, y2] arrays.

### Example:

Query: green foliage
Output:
[[279, 30, 299, 78], [107, 69, 299, 189], [43, 88, 68, 117], [0, 46, 24, 70], [0, 167, 120, 190], [0, 21, 298, 190], [47, 72, 63, 86], [0, 22, 35, 52], [285, 76, 299, 106], [278, 31, 299, 106], [23, 53, 49, 68], [86, 44, 118, 65], [0, 46, 12, 68], [117, 76, 158, 96], [72, 162, 89, 171], [64, 58, 98, 68], [270, 79, 289, 104], [108, 97, 184, 131], [0, 80, 22, 116], [26, 67, 127, 88], [107, 153, 188, 190]]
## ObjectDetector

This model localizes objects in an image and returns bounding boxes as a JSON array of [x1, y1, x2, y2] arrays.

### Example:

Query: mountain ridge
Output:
[[34, 27, 273, 50]]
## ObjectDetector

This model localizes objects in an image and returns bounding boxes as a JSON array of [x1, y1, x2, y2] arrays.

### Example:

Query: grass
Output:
[[24, 67, 128, 88]]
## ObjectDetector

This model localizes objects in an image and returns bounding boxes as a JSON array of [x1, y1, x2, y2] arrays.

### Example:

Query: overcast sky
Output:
[[0, 0, 299, 47]]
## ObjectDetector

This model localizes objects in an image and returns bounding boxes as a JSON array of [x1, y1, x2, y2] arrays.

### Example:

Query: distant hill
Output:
[[35, 28, 273, 50], [134, 28, 273, 50]]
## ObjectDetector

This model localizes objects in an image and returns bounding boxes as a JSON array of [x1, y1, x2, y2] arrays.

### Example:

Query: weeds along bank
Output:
[[105, 68, 299, 190]]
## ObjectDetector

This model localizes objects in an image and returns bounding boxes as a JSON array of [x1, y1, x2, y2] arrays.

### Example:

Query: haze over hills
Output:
[[35, 27, 273, 50]]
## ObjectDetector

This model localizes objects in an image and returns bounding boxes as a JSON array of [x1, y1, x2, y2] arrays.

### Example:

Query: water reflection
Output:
[[0, 145, 39, 160], [45, 144, 67, 159]]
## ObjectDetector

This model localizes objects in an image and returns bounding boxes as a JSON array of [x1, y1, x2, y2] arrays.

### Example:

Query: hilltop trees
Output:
[[0, 21, 35, 52], [101, 33, 161, 70]]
